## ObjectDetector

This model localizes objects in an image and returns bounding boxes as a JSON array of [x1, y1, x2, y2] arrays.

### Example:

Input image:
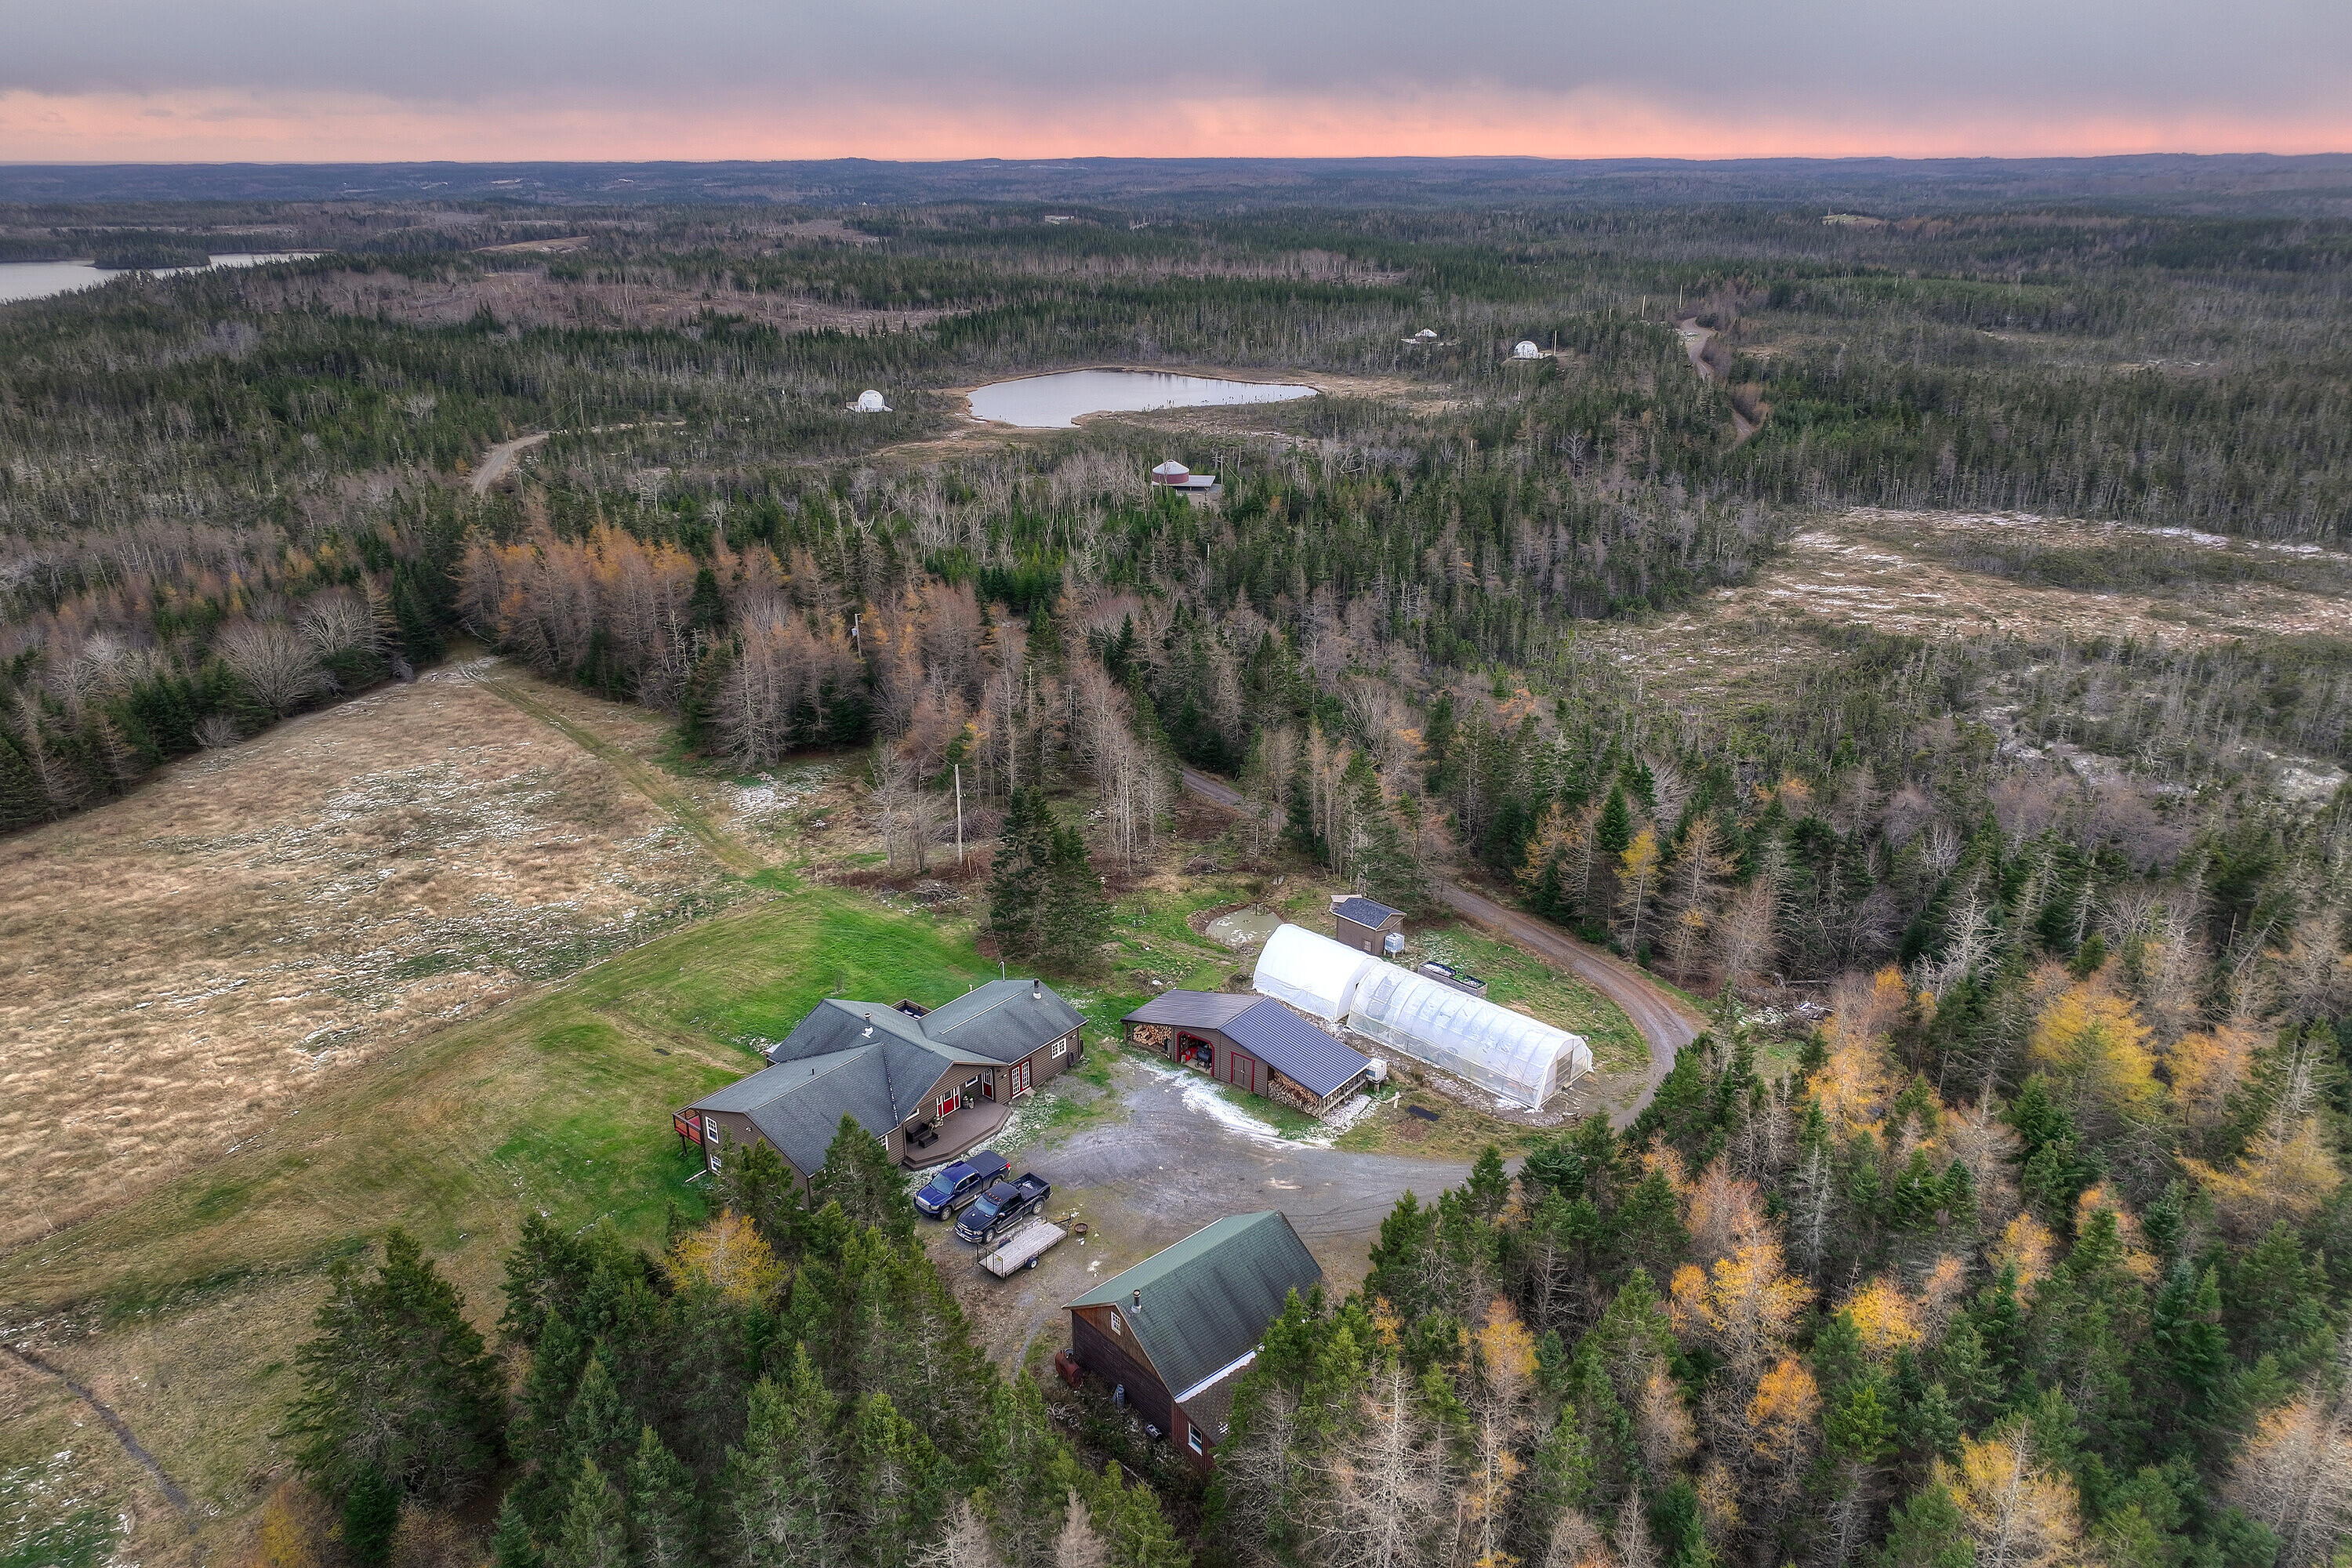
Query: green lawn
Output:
[[0, 873, 996, 1319]]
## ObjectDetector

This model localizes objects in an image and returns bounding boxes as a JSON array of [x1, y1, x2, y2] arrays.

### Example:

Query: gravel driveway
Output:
[[925, 1054, 1475, 1367]]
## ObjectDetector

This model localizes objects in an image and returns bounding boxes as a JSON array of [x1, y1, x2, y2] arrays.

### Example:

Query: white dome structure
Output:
[[1252, 924, 1380, 1023], [1512, 340, 1543, 359], [1151, 459, 1190, 482], [1411, 328, 1439, 342], [853, 390, 891, 412]]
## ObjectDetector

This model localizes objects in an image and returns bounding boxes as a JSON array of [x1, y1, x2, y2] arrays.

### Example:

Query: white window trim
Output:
[[1052, 1038, 1068, 1058], [1188, 1428, 1205, 1454]]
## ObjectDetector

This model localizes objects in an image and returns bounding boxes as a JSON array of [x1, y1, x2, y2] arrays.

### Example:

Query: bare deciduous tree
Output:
[[217, 619, 323, 716]]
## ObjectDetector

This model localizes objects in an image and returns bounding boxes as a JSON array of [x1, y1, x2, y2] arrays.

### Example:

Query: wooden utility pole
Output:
[[954, 763, 965, 866]]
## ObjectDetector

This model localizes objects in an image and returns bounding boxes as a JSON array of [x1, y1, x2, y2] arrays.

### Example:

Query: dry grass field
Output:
[[1579, 505, 2352, 711], [0, 659, 752, 1256]]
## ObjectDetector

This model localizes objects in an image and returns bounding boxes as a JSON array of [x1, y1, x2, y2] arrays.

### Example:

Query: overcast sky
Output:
[[3, 0, 2348, 162]]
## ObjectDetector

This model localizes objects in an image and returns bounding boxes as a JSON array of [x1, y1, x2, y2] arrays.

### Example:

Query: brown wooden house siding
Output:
[[684, 1025, 1082, 1185], [1069, 1303, 1221, 1464], [1071, 1304, 1171, 1432]]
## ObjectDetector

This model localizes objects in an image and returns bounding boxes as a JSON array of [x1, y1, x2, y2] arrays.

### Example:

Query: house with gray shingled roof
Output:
[[675, 978, 1084, 1181]]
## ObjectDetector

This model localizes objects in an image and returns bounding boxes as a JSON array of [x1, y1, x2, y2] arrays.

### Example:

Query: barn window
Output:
[[1109, 1311, 1123, 1335], [1188, 1428, 1204, 1455], [1053, 1038, 1068, 1058]]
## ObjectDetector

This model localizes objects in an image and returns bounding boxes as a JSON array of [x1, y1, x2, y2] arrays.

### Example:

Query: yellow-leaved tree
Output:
[[1846, 1276, 1925, 1359], [1468, 1298, 1541, 1568], [2029, 982, 2165, 1132], [666, 1209, 788, 1306], [1945, 1432, 2085, 1568]]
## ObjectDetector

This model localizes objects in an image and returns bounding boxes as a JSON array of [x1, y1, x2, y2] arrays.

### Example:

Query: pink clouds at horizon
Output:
[[5, 88, 2348, 164]]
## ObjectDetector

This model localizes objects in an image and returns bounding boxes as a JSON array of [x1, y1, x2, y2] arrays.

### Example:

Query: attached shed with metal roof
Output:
[[1123, 991, 1375, 1116], [1066, 1211, 1322, 1464]]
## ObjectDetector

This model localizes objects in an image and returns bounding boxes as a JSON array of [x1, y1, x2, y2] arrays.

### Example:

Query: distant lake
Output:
[[967, 368, 1318, 429], [0, 252, 323, 305]]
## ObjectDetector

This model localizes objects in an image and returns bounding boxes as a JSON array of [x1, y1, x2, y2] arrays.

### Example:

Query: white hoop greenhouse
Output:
[[1250, 924, 1591, 1109], [1349, 965, 1589, 1109], [1252, 922, 1379, 1022]]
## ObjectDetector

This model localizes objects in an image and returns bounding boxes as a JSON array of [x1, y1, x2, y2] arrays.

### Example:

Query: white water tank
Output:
[[1366, 1059, 1388, 1083]]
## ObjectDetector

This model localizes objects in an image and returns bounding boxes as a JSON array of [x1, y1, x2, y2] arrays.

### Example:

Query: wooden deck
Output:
[[901, 1098, 1013, 1170]]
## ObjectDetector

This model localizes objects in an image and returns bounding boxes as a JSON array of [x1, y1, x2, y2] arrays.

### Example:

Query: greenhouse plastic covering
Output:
[[1251, 924, 1591, 1109], [1348, 965, 1592, 1109], [1253, 924, 1381, 1022]]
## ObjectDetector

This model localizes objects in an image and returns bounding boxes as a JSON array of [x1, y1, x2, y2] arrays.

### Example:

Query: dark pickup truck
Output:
[[913, 1149, 1010, 1220], [955, 1172, 1051, 1243]]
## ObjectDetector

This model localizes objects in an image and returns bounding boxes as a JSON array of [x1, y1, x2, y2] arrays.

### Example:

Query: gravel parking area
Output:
[[923, 1055, 1476, 1368]]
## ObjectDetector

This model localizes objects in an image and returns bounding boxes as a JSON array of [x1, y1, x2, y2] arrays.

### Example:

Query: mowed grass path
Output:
[[0, 877, 990, 1319]]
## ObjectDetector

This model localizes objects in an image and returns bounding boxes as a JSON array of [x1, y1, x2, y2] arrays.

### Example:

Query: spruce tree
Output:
[[625, 1425, 702, 1568], [547, 1460, 630, 1568], [850, 1392, 946, 1568], [1877, 1479, 1972, 1568], [724, 1346, 844, 1568], [815, 1114, 916, 1243], [985, 787, 1049, 960], [341, 1465, 402, 1567], [281, 1228, 505, 1508], [1040, 815, 1106, 972]]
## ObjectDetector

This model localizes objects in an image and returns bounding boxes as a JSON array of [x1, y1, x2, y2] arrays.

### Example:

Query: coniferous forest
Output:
[[7, 165, 2352, 1568]]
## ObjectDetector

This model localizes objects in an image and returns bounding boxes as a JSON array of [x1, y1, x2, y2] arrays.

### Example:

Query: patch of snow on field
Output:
[[728, 762, 839, 826]]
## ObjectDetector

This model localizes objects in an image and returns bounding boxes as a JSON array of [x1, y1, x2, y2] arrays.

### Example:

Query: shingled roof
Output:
[[1071, 1212, 1323, 1402], [1221, 1001, 1371, 1099], [769, 978, 1083, 1068], [688, 979, 1082, 1175]]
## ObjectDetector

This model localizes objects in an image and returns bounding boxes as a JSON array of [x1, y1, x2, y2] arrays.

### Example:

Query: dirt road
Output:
[[1178, 767, 1704, 1128], [1676, 319, 1757, 442], [470, 430, 550, 494]]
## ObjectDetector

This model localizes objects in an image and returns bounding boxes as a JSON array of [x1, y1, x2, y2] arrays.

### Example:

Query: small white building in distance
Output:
[[1406, 328, 1439, 344], [1149, 459, 1220, 495], [1512, 340, 1544, 359], [853, 390, 891, 412]]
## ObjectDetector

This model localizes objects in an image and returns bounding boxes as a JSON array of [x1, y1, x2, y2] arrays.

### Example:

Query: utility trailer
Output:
[[978, 1218, 1066, 1277]]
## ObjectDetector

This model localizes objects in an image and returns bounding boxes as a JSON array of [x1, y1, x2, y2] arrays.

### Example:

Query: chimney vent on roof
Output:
[[1132, 1288, 1142, 1311], [1032, 978, 1043, 1000], [863, 1013, 874, 1037]]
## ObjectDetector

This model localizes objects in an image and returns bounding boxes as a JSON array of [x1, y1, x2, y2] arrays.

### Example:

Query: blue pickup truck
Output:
[[913, 1149, 1011, 1220], [955, 1172, 1051, 1244]]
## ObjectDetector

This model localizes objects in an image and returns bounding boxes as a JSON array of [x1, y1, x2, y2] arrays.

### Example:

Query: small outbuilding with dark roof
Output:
[[1122, 991, 1374, 1117], [1331, 895, 1406, 956], [1066, 1210, 1323, 1465]]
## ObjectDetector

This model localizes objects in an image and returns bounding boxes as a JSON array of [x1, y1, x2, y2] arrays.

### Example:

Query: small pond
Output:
[[967, 368, 1317, 429], [1204, 906, 1283, 947], [0, 252, 323, 305]]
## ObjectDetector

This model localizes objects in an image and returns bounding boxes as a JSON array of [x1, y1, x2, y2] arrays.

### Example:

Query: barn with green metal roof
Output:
[[1065, 1210, 1323, 1465]]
